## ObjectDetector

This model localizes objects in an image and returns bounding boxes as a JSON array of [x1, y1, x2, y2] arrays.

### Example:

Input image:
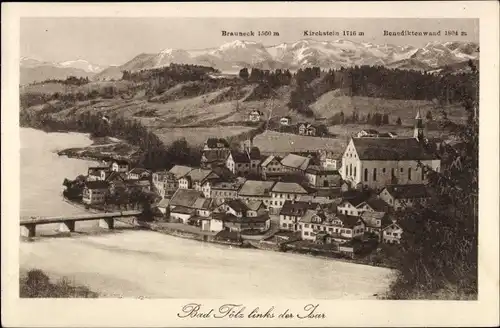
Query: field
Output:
[[327, 124, 450, 139], [310, 92, 466, 125], [253, 130, 348, 154], [20, 80, 137, 95], [153, 126, 254, 146]]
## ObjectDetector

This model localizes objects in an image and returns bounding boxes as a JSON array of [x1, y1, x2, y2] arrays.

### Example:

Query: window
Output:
[[408, 168, 412, 180], [304, 231, 309, 236], [305, 224, 310, 228], [354, 166, 356, 178], [393, 233, 398, 237], [421, 167, 425, 180], [373, 168, 377, 181], [364, 168, 368, 182], [400, 167, 403, 173], [382, 168, 386, 173]]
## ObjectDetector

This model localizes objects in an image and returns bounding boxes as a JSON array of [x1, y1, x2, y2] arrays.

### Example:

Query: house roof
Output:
[[171, 206, 196, 215], [338, 215, 363, 228], [260, 155, 279, 167], [126, 180, 151, 187], [225, 199, 249, 212], [157, 198, 171, 208], [113, 159, 129, 165], [128, 168, 151, 175], [382, 184, 429, 199], [249, 147, 261, 160], [360, 211, 387, 228], [169, 165, 193, 179], [245, 200, 265, 211], [88, 171, 101, 177], [340, 191, 372, 207], [238, 180, 275, 197], [363, 197, 390, 212], [186, 169, 218, 183], [232, 151, 251, 163], [271, 182, 308, 194], [212, 212, 270, 223], [280, 154, 310, 170], [280, 200, 319, 216], [212, 181, 242, 190], [105, 171, 126, 182], [362, 129, 379, 134], [193, 197, 213, 210], [352, 137, 438, 160], [170, 189, 205, 208], [85, 181, 109, 189]]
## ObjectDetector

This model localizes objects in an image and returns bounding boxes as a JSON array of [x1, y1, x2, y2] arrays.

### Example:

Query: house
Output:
[[82, 181, 109, 205], [152, 171, 178, 198], [168, 165, 193, 181], [125, 179, 151, 193], [169, 189, 213, 222], [280, 153, 311, 173], [170, 206, 196, 224], [379, 184, 430, 210], [298, 210, 365, 243], [248, 110, 264, 122], [280, 116, 291, 126], [356, 129, 379, 138], [215, 199, 267, 218], [200, 216, 224, 233], [126, 168, 151, 181], [279, 200, 321, 231], [157, 198, 171, 215], [360, 211, 393, 240], [203, 138, 229, 151], [228, 152, 251, 176], [305, 166, 342, 188], [111, 159, 129, 173], [213, 212, 271, 233], [260, 155, 283, 178], [382, 220, 403, 244], [270, 182, 308, 213], [336, 191, 371, 216], [211, 180, 243, 204], [201, 149, 231, 169], [298, 123, 317, 136], [318, 150, 344, 170], [378, 132, 398, 138], [178, 168, 220, 198], [237, 180, 275, 207], [87, 165, 109, 181]]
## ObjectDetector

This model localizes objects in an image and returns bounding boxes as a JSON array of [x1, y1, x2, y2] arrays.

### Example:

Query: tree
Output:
[[239, 68, 249, 80], [396, 117, 402, 125], [389, 60, 478, 299], [339, 111, 345, 124]]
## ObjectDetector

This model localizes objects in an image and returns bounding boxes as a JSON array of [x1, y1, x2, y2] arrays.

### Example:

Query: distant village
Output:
[[71, 110, 443, 259]]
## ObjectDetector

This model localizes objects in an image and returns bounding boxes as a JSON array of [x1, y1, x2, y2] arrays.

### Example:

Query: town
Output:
[[63, 109, 442, 262]]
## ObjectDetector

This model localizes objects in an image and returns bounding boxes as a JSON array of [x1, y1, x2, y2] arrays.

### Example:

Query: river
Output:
[[19, 127, 395, 299]]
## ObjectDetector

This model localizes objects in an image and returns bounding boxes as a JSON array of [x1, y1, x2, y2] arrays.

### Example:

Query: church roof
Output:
[[352, 137, 437, 160]]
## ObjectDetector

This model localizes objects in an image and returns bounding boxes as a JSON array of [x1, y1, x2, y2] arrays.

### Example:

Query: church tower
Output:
[[414, 109, 424, 141]]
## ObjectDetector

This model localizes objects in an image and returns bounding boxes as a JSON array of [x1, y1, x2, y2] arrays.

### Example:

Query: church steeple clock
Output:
[[414, 109, 424, 141]]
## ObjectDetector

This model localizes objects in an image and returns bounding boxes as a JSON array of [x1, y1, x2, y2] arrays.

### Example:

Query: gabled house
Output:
[[178, 168, 220, 198], [169, 165, 193, 181], [211, 180, 243, 204], [82, 181, 109, 205], [298, 210, 365, 243], [212, 212, 271, 233], [169, 188, 213, 223], [237, 180, 275, 207], [280, 153, 311, 173], [111, 159, 129, 173], [305, 166, 342, 188], [201, 149, 231, 169], [270, 182, 309, 213], [203, 138, 230, 151], [260, 155, 283, 179], [318, 149, 343, 170], [382, 220, 403, 244], [127, 168, 151, 181], [280, 116, 291, 126], [152, 171, 178, 198], [298, 123, 317, 136], [360, 211, 393, 240], [336, 191, 372, 216], [379, 184, 430, 210], [248, 110, 264, 122], [87, 165, 109, 181], [279, 200, 321, 231]]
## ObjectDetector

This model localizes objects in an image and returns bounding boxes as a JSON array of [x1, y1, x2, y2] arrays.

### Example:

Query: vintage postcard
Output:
[[2, 1, 499, 327]]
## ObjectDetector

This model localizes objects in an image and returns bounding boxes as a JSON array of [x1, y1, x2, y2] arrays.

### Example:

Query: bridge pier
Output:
[[20, 224, 36, 238], [58, 221, 76, 233], [99, 218, 115, 230]]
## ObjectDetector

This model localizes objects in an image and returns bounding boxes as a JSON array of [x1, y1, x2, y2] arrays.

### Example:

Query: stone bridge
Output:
[[20, 210, 142, 238]]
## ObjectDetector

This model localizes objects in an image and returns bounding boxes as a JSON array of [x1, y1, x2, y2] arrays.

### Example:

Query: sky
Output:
[[21, 17, 479, 66]]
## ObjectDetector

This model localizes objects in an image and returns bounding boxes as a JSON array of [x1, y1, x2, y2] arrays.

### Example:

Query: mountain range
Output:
[[20, 39, 479, 84]]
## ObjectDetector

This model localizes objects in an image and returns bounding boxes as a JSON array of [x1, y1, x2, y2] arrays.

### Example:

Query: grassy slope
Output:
[[311, 91, 466, 125]]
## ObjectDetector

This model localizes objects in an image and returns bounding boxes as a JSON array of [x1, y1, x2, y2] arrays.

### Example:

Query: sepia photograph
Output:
[[2, 2, 499, 327]]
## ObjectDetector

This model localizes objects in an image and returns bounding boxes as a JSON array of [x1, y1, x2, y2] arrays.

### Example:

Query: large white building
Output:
[[341, 112, 440, 190]]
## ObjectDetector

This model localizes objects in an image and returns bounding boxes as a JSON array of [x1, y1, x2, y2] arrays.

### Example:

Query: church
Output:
[[340, 111, 441, 190]]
